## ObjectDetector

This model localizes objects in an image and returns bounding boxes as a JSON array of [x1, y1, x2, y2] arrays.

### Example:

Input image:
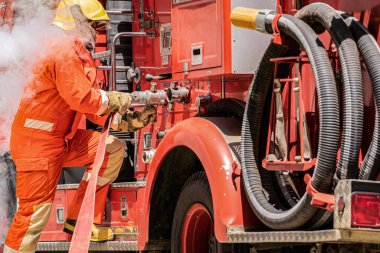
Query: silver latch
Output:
[[120, 196, 127, 219], [143, 132, 152, 149], [56, 207, 65, 224]]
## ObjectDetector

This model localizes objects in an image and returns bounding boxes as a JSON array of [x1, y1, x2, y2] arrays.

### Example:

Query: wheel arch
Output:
[[138, 117, 257, 250]]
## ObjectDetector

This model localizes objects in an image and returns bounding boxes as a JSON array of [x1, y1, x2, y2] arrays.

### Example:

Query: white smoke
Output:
[[0, 0, 61, 245], [0, 0, 61, 152]]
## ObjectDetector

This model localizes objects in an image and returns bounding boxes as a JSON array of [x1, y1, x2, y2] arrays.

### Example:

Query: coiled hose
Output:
[[341, 14, 380, 180], [296, 3, 364, 181], [241, 14, 340, 229], [286, 3, 365, 230]]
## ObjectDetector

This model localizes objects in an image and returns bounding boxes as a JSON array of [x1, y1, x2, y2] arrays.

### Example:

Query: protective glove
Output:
[[105, 91, 132, 116], [111, 106, 157, 132], [139, 105, 157, 124]]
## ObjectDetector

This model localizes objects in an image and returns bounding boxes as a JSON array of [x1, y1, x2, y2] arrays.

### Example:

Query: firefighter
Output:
[[4, 0, 156, 252]]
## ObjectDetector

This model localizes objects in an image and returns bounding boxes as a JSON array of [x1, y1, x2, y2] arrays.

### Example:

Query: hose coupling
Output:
[[130, 90, 167, 106], [231, 7, 274, 33], [167, 86, 190, 104]]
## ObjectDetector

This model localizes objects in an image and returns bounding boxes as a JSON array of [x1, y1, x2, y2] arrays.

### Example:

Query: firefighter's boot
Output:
[[63, 219, 114, 242]]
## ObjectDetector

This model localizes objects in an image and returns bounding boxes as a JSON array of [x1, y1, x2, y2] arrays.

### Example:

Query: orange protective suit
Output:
[[4, 37, 125, 253]]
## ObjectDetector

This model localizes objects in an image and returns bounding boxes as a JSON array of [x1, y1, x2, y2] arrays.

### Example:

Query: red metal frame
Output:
[[262, 55, 316, 172]]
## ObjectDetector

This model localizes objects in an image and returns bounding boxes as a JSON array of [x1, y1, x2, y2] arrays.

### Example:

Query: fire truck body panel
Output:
[[141, 116, 259, 248], [171, 0, 276, 80], [131, 0, 172, 83], [3, 0, 380, 252]]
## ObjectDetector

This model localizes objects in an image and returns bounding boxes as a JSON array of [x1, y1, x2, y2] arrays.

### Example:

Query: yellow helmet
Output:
[[53, 0, 110, 30]]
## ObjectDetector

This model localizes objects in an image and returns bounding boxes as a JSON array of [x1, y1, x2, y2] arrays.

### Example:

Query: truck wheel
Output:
[[171, 171, 249, 253]]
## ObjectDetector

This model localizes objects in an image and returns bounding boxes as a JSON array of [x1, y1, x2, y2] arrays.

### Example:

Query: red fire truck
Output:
[[2, 0, 380, 252]]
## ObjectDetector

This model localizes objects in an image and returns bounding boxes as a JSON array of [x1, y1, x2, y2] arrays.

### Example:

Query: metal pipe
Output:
[[133, 131, 139, 172], [106, 9, 133, 15], [130, 90, 167, 106], [97, 65, 130, 71], [145, 73, 172, 81], [139, 0, 144, 32], [111, 32, 147, 91]]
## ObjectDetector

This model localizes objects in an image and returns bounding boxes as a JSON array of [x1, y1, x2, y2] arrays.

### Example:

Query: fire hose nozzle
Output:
[[231, 7, 275, 32]]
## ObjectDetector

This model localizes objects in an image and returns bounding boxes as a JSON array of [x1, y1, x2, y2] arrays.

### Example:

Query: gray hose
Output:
[[341, 14, 380, 180], [296, 3, 363, 181], [241, 14, 340, 229]]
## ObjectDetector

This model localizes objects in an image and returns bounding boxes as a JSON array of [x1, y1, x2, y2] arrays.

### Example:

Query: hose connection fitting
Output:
[[130, 89, 167, 107], [230, 7, 275, 33], [167, 86, 190, 104]]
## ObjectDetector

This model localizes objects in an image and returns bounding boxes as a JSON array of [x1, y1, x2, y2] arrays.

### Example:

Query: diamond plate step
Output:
[[37, 241, 137, 251], [57, 181, 146, 190], [227, 227, 380, 244]]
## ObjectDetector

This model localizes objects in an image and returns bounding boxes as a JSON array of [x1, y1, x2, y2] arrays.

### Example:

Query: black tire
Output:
[[171, 171, 249, 253]]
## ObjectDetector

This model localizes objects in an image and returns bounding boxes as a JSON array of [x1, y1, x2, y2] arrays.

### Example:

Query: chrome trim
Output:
[[111, 181, 146, 189], [37, 241, 138, 251], [227, 227, 380, 244], [56, 184, 78, 190], [56, 181, 146, 190]]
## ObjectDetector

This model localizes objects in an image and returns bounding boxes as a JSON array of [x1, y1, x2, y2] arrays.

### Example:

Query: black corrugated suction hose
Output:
[[296, 3, 364, 181], [341, 14, 380, 180], [241, 14, 340, 229], [278, 3, 365, 230]]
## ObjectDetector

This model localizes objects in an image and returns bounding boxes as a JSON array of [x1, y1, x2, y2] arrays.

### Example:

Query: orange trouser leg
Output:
[[4, 155, 64, 253], [63, 130, 125, 224]]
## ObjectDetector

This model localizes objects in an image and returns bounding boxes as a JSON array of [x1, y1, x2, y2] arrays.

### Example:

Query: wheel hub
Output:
[[181, 203, 214, 253]]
